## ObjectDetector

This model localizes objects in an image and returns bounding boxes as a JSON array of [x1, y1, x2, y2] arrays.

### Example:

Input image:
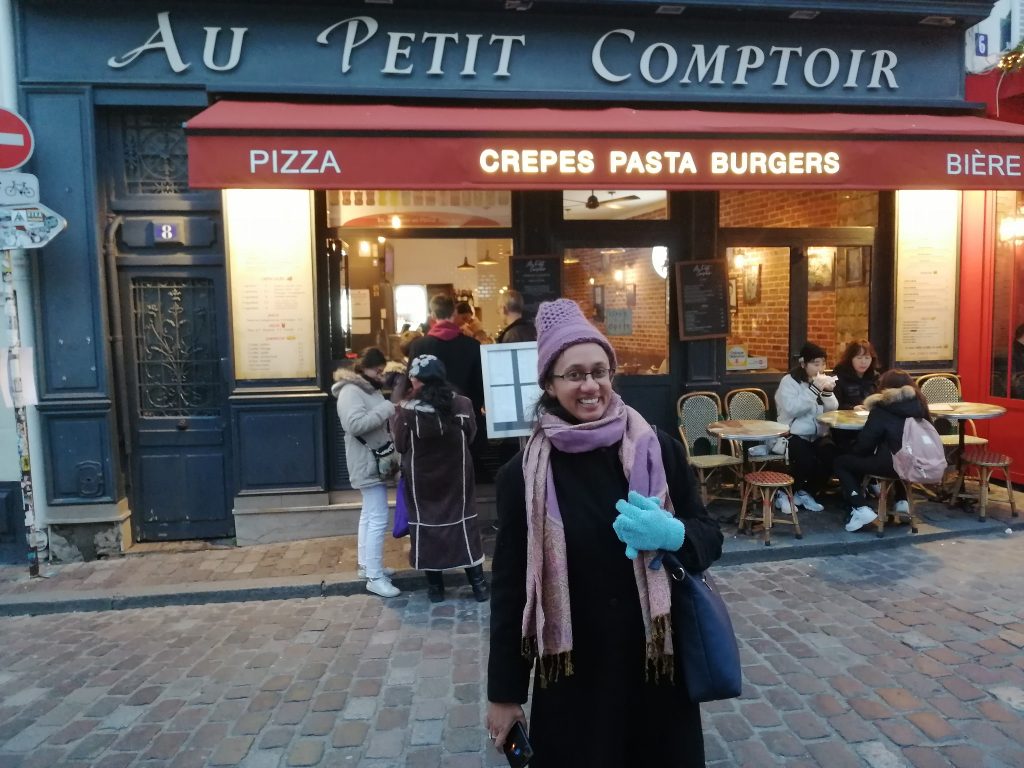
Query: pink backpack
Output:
[[893, 418, 947, 484]]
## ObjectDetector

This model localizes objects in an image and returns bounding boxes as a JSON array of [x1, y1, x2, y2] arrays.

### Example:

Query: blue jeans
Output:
[[358, 483, 389, 580]]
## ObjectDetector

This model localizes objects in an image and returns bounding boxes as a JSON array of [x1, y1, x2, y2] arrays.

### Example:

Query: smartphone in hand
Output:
[[502, 721, 533, 768]]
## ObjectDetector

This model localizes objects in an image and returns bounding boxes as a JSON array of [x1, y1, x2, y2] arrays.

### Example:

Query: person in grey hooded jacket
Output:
[[332, 347, 399, 598]]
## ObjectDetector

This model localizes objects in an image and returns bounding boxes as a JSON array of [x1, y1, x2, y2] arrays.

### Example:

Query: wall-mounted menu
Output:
[[225, 189, 317, 380], [894, 190, 959, 366], [511, 256, 562, 317], [675, 260, 729, 340]]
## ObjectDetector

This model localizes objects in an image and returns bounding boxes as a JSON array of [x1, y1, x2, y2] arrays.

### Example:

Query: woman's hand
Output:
[[486, 702, 526, 752]]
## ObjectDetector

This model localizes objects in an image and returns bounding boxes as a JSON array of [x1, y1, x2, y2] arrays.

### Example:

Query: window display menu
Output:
[[225, 189, 317, 380], [894, 190, 960, 365]]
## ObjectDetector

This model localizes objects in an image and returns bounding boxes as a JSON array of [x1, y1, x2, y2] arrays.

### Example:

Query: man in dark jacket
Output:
[[407, 294, 488, 474], [494, 290, 536, 344]]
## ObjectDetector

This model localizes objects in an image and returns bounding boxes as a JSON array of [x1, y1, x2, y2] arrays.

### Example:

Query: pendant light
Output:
[[457, 256, 476, 270], [477, 249, 498, 266]]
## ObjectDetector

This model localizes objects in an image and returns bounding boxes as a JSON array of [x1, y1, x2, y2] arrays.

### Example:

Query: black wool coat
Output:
[[407, 333, 485, 413], [833, 363, 879, 410], [488, 428, 724, 768], [853, 385, 926, 456]]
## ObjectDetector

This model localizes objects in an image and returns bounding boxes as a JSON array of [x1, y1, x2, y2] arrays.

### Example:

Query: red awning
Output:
[[186, 101, 1024, 191]]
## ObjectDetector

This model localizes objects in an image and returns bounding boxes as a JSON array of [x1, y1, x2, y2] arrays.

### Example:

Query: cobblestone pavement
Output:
[[0, 536, 1022, 768]]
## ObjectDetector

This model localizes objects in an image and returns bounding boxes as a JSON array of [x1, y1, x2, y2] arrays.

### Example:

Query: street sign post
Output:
[[0, 172, 40, 205], [0, 109, 34, 171], [0, 203, 66, 249]]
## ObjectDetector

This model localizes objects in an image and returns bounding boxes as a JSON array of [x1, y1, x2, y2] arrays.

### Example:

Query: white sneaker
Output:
[[357, 566, 397, 579], [867, 481, 882, 498], [893, 500, 910, 514], [845, 506, 878, 532], [794, 490, 825, 512], [366, 577, 400, 598], [773, 491, 792, 515]]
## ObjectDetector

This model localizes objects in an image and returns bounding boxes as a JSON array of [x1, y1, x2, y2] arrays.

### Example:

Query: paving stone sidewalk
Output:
[[0, 536, 1022, 767], [1, 487, 1021, 616]]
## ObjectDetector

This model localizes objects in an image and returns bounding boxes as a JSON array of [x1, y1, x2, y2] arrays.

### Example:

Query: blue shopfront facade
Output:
[[8, 0, 1007, 551]]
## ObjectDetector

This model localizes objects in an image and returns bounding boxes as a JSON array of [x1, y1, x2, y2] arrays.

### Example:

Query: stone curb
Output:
[[1, 517, 1020, 618]]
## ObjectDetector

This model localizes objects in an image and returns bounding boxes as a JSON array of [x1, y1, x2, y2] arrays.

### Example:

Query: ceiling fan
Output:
[[563, 190, 642, 210]]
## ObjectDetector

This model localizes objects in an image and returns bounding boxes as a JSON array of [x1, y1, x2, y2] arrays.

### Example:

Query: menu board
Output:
[[511, 256, 562, 316], [480, 342, 541, 438], [894, 190, 959, 366], [675, 260, 730, 340], [225, 189, 317, 380]]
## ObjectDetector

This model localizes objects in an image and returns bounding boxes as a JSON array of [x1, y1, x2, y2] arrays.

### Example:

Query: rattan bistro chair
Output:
[[953, 449, 1018, 522], [676, 392, 742, 506], [724, 388, 787, 469], [863, 474, 920, 537], [916, 372, 988, 451]]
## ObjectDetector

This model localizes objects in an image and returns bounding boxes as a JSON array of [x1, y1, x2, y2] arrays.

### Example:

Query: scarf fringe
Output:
[[522, 636, 575, 689], [643, 613, 675, 684]]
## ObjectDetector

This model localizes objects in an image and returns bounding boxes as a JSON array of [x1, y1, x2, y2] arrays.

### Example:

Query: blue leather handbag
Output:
[[659, 551, 742, 703]]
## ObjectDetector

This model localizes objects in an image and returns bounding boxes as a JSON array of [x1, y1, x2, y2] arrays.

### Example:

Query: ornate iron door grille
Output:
[[120, 111, 191, 196], [131, 278, 221, 417]]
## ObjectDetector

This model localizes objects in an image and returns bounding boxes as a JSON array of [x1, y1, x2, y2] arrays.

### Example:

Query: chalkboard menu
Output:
[[511, 256, 562, 316], [675, 260, 730, 340]]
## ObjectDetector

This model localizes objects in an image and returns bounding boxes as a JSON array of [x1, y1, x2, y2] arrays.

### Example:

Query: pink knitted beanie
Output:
[[535, 299, 617, 385]]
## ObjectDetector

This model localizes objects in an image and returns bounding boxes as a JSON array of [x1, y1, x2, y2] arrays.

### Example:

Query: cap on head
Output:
[[535, 299, 617, 385]]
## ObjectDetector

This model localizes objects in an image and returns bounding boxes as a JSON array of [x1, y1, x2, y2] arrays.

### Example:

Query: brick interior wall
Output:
[[722, 191, 877, 366], [563, 247, 668, 373]]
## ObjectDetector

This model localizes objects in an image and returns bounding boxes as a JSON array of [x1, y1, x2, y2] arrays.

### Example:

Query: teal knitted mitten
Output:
[[613, 490, 686, 559]]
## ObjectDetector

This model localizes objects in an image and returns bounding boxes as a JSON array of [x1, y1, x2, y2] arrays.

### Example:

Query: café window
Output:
[[991, 190, 1024, 399], [328, 189, 512, 229], [719, 191, 878, 373], [561, 245, 670, 375]]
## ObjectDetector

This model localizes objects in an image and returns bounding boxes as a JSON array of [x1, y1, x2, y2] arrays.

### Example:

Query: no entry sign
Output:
[[0, 109, 34, 171]]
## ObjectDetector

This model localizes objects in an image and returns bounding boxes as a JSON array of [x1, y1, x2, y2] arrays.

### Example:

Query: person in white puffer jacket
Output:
[[332, 347, 400, 598], [774, 341, 839, 514]]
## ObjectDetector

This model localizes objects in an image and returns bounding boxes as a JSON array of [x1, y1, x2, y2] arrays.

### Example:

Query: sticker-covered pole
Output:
[[2, 248, 39, 577]]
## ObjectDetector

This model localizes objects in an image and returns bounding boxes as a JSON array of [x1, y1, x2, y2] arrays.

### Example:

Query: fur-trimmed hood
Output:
[[862, 385, 924, 418], [330, 366, 377, 397]]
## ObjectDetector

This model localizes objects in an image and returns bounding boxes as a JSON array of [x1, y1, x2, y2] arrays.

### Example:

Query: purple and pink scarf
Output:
[[521, 393, 675, 684]]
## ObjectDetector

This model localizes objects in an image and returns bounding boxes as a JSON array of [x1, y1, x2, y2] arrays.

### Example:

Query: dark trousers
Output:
[[834, 451, 905, 509], [787, 435, 836, 495]]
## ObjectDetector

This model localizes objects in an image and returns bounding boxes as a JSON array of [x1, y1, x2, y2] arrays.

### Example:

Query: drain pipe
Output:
[[103, 215, 133, 483]]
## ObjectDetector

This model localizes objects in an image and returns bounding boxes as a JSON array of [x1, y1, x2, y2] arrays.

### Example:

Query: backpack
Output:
[[892, 417, 947, 484]]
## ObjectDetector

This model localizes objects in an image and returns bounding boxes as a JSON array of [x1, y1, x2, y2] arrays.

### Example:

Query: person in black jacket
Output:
[[833, 339, 880, 410], [495, 290, 537, 344], [485, 299, 722, 768], [834, 369, 930, 532]]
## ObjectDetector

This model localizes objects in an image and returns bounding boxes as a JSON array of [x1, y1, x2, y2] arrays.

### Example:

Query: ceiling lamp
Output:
[[477, 249, 498, 266], [457, 256, 476, 271], [585, 192, 600, 209]]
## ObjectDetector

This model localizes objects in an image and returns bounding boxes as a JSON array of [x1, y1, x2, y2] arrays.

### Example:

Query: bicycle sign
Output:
[[0, 202, 66, 250], [0, 173, 39, 205]]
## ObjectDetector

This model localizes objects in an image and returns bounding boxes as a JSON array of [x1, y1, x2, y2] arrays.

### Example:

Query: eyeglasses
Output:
[[551, 367, 614, 383]]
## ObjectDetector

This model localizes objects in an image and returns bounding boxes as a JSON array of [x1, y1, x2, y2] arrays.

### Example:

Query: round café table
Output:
[[928, 402, 1006, 461], [816, 409, 868, 431], [707, 419, 790, 478]]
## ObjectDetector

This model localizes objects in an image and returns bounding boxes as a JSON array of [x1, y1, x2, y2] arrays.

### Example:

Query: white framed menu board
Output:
[[481, 342, 541, 439], [894, 190, 960, 367], [224, 189, 317, 380]]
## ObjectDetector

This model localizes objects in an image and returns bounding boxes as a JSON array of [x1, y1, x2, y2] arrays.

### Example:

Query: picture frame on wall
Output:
[[729, 277, 738, 314], [807, 248, 835, 291], [845, 246, 865, 286], [743, 263, 761, 304]]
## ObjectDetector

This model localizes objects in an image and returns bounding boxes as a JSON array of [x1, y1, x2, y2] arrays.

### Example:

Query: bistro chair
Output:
[[916, 372, 988, 450], [951, 449, 1018, 522], [676, 392, 743, 506], [863, 474, 920, 537], [724, 388, 787, 469], [738, 470, 800, 546]]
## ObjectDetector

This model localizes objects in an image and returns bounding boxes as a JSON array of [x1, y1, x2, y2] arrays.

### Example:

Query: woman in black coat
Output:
[[486, 299, 723, 768], [833, 339, 881, 410], [834, 369, 930, 532]]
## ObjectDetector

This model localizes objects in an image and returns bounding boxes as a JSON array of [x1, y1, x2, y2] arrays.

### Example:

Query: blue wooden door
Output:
[[120, 267, 233, 540]]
